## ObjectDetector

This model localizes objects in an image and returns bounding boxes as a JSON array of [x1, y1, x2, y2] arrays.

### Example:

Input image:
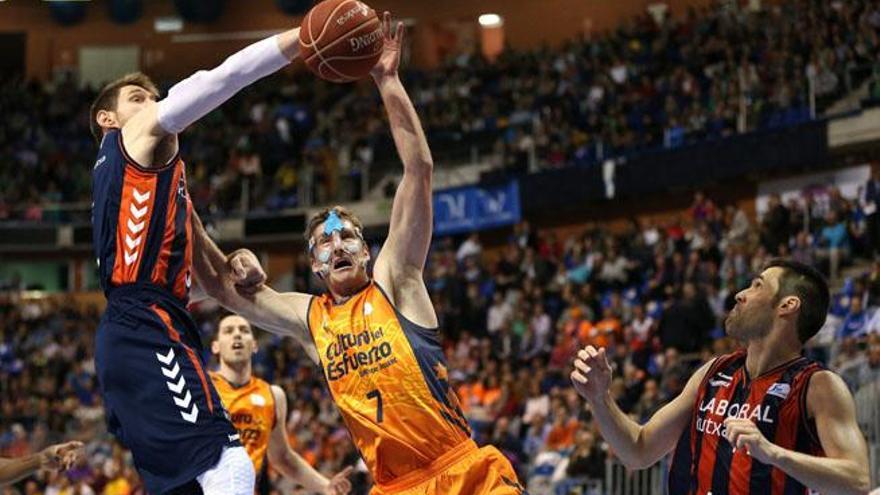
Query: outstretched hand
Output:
[[570, 346, 613, 402], [39, 441, 84, 472], [370, 12, 405, 82], [324, 466, 354, 495]]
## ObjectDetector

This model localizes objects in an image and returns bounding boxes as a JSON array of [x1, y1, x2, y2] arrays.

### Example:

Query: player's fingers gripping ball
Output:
[[299, 0, 385, 82]]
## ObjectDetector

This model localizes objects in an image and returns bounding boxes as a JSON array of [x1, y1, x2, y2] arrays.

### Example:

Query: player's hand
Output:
[[570, 346, 612, 402], [370, 12, 404, 82], [723, 418, 779, 465], [227, 249, 266, 296], [39, 441, 84, 472], [324, 466, 354, 495]]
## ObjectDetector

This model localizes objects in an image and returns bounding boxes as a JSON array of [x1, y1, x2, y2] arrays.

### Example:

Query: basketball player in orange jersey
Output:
[[209, 314, 352, 495], [571, 259, 870, 495], [192, 13, 528, 495]]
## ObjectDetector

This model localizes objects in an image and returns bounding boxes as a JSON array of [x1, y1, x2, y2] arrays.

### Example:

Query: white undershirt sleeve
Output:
[[157, 34, 290, 134]]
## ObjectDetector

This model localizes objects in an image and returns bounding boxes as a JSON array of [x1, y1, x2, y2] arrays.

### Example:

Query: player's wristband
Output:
[[157, 34, 289, 134]]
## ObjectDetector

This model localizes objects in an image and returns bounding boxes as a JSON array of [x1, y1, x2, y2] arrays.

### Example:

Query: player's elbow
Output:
[[618, 454, 655, 471], [268, 447, 301, 477], [851, 470, 870, 495], [403, 156, 432, 175]]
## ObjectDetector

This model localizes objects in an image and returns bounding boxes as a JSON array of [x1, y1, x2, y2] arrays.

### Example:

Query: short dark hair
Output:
[[304, 206, 364, 247], [765, 258, 830, 343], [89, 72, 159, 144]]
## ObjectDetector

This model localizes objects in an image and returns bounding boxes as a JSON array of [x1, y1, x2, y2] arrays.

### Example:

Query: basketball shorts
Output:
[[95, 294, 240, 495], [371, 440, 528, 495]]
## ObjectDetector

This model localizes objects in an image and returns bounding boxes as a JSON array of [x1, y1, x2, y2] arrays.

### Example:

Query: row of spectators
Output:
[[2, 185, 879, 494], [2, 0, 879, 221]]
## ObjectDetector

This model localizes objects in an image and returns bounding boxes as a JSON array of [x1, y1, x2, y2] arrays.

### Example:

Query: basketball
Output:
[[299, 0, 384, 83]]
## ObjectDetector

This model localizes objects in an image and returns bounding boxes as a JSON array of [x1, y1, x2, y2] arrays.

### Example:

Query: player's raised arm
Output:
[[105, 29, 302, 167], [191, 213, 318, 363], [370, 14, 434, 285], [571, 346, 714, 469]]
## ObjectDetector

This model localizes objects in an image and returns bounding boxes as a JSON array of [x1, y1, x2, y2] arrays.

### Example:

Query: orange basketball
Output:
[[299, 0, 384, 83]]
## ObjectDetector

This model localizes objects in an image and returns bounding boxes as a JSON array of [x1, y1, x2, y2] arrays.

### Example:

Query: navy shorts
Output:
[[95, 291, 240, 495]]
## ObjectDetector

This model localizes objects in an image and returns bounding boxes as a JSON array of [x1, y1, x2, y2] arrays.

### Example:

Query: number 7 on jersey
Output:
[[367, 389, 383, 423]]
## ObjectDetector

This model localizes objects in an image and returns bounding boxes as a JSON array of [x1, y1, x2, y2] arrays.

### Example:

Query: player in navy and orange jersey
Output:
[[193, 14, 527, 495], [571, 259, 870, 495], [89, 28, 304, 495], [209, 314, 352, 495]]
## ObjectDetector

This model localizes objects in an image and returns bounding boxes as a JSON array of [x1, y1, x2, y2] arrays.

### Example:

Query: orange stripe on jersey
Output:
[[111, 166, 157, 286], [151, 304, 181, 341], [151, 162, 182, 287], [151, 304, 214, 414], [171, 171, 193, 299]]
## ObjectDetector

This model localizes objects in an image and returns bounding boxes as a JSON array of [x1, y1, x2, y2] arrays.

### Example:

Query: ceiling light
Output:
[[478, 14, 503, 28]]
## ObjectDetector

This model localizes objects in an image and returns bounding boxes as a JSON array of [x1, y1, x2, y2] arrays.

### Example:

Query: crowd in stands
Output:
[[2, 184, 880, 494], [1, 0, 879, 221]]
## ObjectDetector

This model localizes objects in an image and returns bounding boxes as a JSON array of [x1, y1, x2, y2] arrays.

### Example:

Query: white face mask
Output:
[[309, 213, 366, 278], [313, 232, 363, 264]]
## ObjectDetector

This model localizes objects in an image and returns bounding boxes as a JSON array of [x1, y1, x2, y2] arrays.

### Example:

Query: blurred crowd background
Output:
[[2, 0, 879, 220]]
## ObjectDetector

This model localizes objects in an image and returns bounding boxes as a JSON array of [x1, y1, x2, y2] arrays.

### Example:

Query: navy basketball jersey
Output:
[[92, 129, 193, 304], [668, 350, 825, 495]]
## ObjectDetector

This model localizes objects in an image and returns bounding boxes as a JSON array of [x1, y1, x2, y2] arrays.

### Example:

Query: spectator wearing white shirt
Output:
[[456, 233, 482, 262], [522, 381, 550, 427], [487, 292, 512, 335]]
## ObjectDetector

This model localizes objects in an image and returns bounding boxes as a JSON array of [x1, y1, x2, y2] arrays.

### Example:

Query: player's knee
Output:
[[197, 446, 255, 495], [227, 447, 256, 495]]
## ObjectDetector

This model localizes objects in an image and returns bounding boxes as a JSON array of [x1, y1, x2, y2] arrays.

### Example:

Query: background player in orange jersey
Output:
[[571, 259, 870, 495], [193, 13, 527, 495], [209, 314, 352, 495]]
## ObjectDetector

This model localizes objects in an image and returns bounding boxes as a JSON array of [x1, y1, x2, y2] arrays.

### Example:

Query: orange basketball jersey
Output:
[[210, 373, 277, 472], [307, 282, 471, 486]]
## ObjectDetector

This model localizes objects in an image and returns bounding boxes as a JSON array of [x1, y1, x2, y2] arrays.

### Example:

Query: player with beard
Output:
[[194, 14, 526, 494], [571, 259, 870, 495]]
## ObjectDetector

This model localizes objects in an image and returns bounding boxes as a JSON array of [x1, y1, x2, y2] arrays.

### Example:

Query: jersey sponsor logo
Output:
[[698, 398, 774, 423], [708, 372, 733, 388], [177, 173, 187, 200], [230, 412, 265, 446], [231, 412, 254, 424], [696, 398, 774, 437], [709, 378, 732, 388], [766, 382, 791, 399], [324, 326, 397, 381]]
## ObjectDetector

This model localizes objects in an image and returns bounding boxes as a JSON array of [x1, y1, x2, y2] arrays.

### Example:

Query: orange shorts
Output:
[[371, 440, 527, 495]]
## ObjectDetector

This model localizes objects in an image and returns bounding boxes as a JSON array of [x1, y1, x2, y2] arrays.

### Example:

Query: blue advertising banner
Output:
[[433, 180, 521, 236]]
